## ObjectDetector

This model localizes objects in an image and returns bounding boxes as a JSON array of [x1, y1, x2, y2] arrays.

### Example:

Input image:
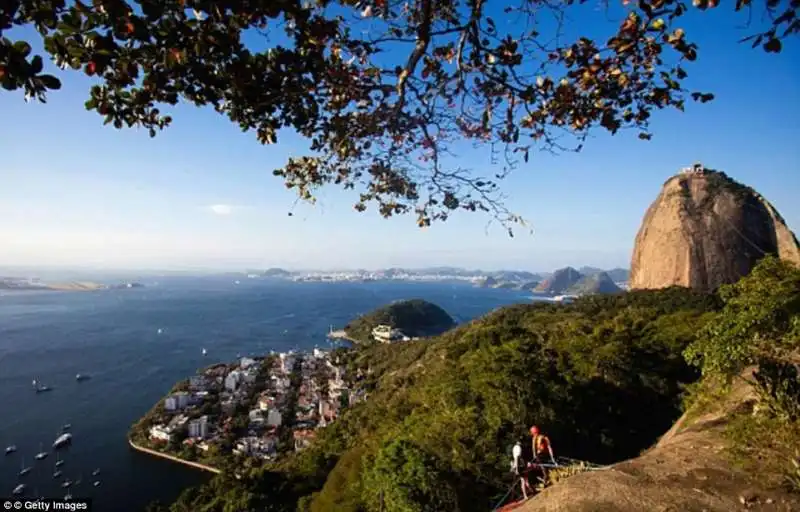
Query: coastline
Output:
[[327, 329, 359, 344], [128, 438, 221, 474]]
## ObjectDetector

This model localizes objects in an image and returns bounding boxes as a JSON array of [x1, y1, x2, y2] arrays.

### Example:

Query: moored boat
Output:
[[5, 444, 16, 455], [13, 483, 26, 495], [53, 433, 72, 449], [35, 443, 48, 460]]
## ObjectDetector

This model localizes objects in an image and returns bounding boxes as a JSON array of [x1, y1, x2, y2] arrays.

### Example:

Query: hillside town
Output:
[[137, 348, 363, 463]]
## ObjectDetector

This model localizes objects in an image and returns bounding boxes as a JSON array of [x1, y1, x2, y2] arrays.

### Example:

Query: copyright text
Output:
[[2, 499, 91, 511]]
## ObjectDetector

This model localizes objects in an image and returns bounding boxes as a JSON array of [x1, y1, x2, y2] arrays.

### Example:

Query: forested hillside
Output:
[[163, 287, 721, 512]]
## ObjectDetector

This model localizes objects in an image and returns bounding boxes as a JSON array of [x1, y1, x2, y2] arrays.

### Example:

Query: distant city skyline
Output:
[[1, 12, 798, 272]]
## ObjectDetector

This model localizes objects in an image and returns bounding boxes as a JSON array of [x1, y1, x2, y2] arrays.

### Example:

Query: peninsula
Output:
[[129, 348, 358, 471]]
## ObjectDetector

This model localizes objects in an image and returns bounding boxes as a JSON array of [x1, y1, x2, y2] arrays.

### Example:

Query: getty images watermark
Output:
[[2, 499, 91, 511]]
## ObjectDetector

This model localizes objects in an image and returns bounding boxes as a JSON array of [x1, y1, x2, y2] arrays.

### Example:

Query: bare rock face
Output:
[[630, 168, 800, 292]]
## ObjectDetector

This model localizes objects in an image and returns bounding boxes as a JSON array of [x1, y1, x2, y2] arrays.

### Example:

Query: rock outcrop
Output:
[[521, 371, 800, 512], [630, 168, 800, 292], [535, 267, 583, 295]]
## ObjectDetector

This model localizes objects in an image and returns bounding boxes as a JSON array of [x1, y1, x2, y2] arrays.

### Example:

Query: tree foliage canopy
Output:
[[684, 255, 800, 379], [344, 298, 456, 343], [2, 0, 796, 229]]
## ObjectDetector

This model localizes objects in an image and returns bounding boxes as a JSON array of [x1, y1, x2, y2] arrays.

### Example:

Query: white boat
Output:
[[5, 444, 16, 454], [202, 348, 207, 356], [93, 481, 100, 487], [91, 468, 100, 476], [55, 452, 64, 467], [62, 423, 71, 431], [53, 469, 63, 478], [157, 328, 163, 334], [76, 374, 90, 382], [61, 480, 72, 488], [35, 442, 48, 460], [53, 433, 72, 449], [13, 483, 26, 495], [19, 457, 31, 476]]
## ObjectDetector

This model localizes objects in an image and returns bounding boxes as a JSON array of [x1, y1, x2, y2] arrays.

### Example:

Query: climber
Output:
[[530, 425, 556, 465], [511, 440, 534, 499]]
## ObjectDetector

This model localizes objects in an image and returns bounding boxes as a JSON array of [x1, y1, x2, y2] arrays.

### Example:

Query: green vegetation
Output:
[[161, 286, 720, 511], [683, 255, 800, 491], [343, 299, 456, 344], [566, 271, 621, 295]]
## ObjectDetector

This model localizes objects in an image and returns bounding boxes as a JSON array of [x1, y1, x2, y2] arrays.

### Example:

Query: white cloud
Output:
[[209, 204, 234, 215]]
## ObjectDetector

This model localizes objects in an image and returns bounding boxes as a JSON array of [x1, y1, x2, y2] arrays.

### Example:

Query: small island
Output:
[[341, 298, 456, 344]]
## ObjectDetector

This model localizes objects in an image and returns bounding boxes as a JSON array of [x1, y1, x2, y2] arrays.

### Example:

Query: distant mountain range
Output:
[[241, 266, 630, 293]]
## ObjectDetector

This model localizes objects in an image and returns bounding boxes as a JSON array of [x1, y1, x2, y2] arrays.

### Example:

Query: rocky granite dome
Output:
[[535, 266, 584, 295], [630, 167, 800, 292]]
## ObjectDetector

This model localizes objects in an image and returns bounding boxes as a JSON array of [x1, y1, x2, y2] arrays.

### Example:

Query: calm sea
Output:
[[0, 277, 534, 511]]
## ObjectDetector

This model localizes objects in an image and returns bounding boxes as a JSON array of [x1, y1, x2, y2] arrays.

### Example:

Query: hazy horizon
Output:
[[0, 261, 629, 279]]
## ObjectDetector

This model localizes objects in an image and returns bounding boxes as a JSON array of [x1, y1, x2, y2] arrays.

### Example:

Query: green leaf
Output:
[[39, 74, 61, 90], [764, 38, 782, 53], [30, 55, 43, 74], [13, 41, 32, 57]]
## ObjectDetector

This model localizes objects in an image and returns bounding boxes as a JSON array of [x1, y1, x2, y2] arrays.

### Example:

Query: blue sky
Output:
[[1, 5, 798, 272]]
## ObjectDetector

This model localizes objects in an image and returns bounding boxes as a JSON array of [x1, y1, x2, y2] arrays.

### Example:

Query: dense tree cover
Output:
[[685, 255, 800, 379], [683, 256, 800, 489], [164, 286, 719, 511], [2, 1, 796, 229], [344, 298, 456, 343]]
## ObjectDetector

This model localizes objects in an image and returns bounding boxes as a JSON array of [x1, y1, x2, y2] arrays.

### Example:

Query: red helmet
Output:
[[530, 425, 539, 435]]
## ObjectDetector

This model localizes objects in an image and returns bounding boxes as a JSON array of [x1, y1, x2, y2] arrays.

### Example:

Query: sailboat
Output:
[[19, 457, 31, 476], [91, 468, 100, 477], [53, 468, 63, 478], [55, 452, 64, 468], [202, 348, 207, 356], [35, 443, 48, 460], [32, 378, 51, 393], [13, 483, 26, 495]]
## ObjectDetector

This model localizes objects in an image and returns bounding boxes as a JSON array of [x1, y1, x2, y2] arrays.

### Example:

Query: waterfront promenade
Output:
[[129, 439, 221, 474]]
